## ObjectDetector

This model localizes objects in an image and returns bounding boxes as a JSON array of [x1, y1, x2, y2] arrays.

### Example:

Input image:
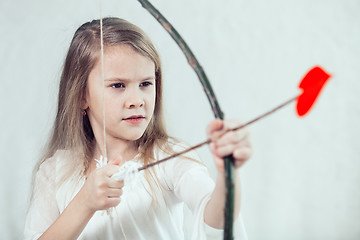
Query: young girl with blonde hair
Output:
[[25, 17, 252, 240]]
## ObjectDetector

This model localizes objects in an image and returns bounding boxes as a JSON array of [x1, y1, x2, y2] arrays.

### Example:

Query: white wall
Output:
[[1, 0, 359, 239]]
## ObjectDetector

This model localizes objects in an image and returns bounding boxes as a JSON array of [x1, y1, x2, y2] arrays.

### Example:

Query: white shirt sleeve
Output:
[[171, 156, 218, 240], [24, 157, 60, 240], [159, 143, 248, 239]]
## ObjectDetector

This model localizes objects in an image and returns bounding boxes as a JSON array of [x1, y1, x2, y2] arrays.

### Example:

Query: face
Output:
[[85, 44, 156, 146]]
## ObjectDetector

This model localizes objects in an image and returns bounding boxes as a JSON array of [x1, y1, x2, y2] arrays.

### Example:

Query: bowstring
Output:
[[99, 0, 107, 161], [99, 1, 127, 239]]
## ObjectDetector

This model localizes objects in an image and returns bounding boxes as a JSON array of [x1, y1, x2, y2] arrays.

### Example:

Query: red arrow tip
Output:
[[296, 66, 331, 117]]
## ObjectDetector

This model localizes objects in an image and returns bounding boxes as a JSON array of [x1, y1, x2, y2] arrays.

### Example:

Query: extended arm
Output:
[[204, 119, 252, 228]]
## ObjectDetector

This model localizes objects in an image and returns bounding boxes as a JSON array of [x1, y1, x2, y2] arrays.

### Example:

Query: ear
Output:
[[80, 92, 89, 110], [80, 100, 88, 110]]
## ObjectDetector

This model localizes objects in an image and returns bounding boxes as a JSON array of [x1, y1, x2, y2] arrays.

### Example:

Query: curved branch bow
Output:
[[137, 0, 235, 239]]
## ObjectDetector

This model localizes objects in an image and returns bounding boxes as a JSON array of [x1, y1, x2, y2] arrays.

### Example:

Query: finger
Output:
[[108, 179, 124, 189], [215, 143, 237, 157], [100, 165, 120, 177], [207, 119, 245, 142], [215, 137, 251, 157], [210, 140, 236, 159], [234, 146, 252, 159], [106, 198, 121, 208], [107, 188, 123, 198], [213, 147, 251, 171], [216, 129, 249, 147]]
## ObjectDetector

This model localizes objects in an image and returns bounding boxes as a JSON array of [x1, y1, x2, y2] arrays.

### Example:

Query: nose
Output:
[[125, 89, 144, 109]]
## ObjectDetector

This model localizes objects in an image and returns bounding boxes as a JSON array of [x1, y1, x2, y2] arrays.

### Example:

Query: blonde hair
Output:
[[36, 17, 169, 181]]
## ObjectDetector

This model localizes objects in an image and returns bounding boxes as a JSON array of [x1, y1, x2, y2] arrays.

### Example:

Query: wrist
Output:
[[76, 186, 97, 216]]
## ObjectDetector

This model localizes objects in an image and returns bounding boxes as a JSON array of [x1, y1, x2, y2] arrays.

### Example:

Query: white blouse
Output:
[[24, 142, 248, 240]]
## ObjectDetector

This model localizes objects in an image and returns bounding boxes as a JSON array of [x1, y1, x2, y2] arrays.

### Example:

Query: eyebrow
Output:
[[104, 76, 155, 82]]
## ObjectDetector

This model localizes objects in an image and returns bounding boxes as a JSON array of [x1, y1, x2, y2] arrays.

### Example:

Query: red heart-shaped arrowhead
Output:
[[296, 66, 331, 117]]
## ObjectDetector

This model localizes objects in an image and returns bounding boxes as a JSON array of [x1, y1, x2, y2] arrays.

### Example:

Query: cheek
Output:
[[147, 88, 156, 111], [88, 94, 103, 115], [86, 83, 102, 107]]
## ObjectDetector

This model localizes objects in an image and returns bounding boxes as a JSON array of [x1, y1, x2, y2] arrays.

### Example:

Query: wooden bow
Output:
[[137, 0, 235, 239]]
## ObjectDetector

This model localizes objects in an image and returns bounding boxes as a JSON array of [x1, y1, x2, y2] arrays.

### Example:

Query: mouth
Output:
[[123, 115, 145, 124], [123, 115, 145, 120]]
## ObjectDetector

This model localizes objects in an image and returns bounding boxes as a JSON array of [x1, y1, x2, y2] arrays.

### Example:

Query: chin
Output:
[[127, 132, 146, 141]]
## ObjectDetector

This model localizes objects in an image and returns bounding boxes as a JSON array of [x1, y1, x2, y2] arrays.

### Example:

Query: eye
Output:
[[111, 83, 125, 89], [139, 81, 153, 87]]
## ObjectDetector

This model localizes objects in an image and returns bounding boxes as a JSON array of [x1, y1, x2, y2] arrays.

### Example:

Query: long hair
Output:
[[36, 17, 168, 179]]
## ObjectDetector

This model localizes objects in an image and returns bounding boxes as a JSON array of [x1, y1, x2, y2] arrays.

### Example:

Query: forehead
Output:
[[91, 44, 156, 81]]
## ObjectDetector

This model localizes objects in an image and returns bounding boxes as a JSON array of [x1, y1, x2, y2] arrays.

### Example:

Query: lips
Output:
[[123, 115, 145, 124], [123, 115, 145, 120]]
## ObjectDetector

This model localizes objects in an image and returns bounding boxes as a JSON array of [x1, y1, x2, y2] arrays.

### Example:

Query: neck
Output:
[[94, 138, 138, 164]]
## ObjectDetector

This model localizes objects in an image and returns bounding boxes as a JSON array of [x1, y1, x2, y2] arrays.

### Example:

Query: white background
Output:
[[1, 0, 359, 239]]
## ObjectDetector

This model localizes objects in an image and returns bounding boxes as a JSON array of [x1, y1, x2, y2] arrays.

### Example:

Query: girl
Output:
[[25, 17, 252, 240]]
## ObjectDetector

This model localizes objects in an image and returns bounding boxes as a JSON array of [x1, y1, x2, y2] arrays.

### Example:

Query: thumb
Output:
[[206, 118, 224, 140]]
